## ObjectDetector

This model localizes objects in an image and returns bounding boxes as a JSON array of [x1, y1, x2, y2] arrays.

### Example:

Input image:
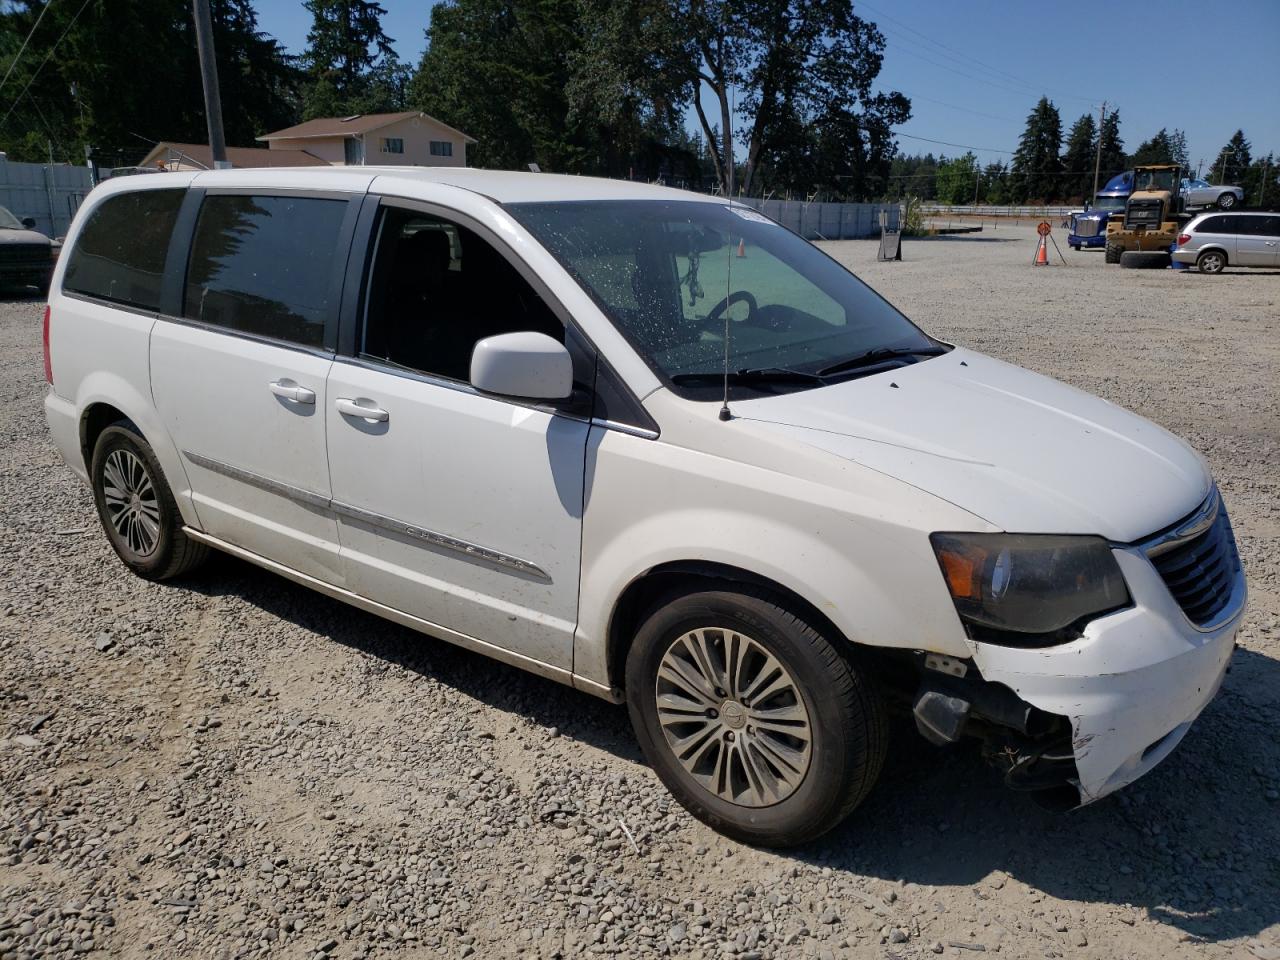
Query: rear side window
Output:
[[1195, 215, 1237, 234], [1235, 215, 1280, 237], [62, 189, 185, 310], [183, 194, 349, 348]]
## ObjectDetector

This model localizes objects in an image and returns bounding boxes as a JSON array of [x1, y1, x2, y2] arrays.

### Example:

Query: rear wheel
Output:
[[1216, 192, 1237, 210], [625, 588, 886, 847], [1119, 250, 1171, 269], [1104, 240, 1123, 264], [90, 422, 208, 580], [1196, 249, 1227, 274]]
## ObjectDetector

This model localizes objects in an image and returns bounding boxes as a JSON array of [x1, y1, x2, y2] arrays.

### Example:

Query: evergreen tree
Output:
[[300, 0, 407, 119], [982, 161, 1009, 204], [1212, 130, 1251, 184], [934, 152, 978, 205], [1242, 153, 1276, 205], [1129, 128, 1174, 167], [1009, 96, 1062, 202], [1097, 108, 1125, 184], [1169, 128, 1189, 169], [1061, 112, 1096, 200]]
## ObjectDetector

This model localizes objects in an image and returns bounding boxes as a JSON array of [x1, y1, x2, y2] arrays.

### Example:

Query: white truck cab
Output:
[[43, 168, 1245, 845]]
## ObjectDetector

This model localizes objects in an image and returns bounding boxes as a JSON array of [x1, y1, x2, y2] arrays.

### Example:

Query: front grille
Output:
[[1, 243, 49, 264], [1149, 505, 1240, 627], [1074, 218, 1100, 238], [1125, 199, 1163, 229]]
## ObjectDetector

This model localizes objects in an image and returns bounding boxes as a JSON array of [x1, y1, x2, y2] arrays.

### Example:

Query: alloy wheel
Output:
[[101, 449, 161, 556], [654, 627, 813, 807]]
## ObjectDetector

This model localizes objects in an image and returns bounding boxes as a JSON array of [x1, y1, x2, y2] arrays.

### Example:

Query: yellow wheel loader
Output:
[[1104, 164, 1192, 268]]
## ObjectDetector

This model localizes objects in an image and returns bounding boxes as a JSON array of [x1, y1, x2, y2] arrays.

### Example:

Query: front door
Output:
[[151, 191, 357, 584], [324, 201, 590, 670]]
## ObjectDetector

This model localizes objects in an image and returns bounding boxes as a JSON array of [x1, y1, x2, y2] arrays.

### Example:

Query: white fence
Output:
[[735, 198, 901, 239], [0, 156, 94, 238], [919, 203, 1076, 218]]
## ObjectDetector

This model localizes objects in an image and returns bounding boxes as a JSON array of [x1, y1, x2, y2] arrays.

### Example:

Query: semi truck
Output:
[[1068, 172, 1132, 250]]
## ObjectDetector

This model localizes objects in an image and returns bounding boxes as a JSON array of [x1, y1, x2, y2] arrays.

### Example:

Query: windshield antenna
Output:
[[719, 60, 735, 423]]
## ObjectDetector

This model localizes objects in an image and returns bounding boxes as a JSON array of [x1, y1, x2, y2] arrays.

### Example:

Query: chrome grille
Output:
[[1146, 494, 1240, 628], [1074, 218, 1100, 238], [1, 243, 49, 263]]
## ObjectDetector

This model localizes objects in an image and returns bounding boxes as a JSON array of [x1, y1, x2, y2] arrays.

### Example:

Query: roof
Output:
[[258, 111, 477, 144], [139, 142, 327, 170], [181, 166, 714, 205]]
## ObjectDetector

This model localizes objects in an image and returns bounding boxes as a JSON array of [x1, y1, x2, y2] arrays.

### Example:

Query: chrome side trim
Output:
[[590, 417, 659, 441], [181, 450, 551, 583], [330, 500, 552, 583], [1138, 486, 1221, 558], [183, 450, 330, 510], [177, 527, 616, 698]]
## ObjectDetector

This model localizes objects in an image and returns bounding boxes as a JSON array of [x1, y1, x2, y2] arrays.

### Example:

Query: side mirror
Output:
[[470, 331, 573, 401], [1083, 201, 1091, 211], [20, 216, 35, 229]]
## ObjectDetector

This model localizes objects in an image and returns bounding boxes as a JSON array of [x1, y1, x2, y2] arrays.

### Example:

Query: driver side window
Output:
[[361, 204, 564, 382]]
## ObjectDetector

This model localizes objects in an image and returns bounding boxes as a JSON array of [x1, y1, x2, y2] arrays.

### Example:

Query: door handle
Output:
[[269, 379, 316, 404], [336, 397, 389, 422]]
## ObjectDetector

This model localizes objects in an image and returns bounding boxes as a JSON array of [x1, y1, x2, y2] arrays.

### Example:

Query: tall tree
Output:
[[1129, 128, 1174, 167], [1097, 108, 1125, 184], [300, 0, 406, 119], [1061, 112, 1096, 200], [934, 152, 978, 205], [1212, 130, 1251, 184], [981, 160, 1009, 204], [1169, 128, 1189, 169], [0, 0, 301, 166], [1010, 97, 1062, 202]]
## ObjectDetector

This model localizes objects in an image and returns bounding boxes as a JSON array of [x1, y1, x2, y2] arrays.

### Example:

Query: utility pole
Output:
[[192, 0, 229, 168], [1090, 100, 1107, 201], [973, 166, 980, 205], [1260, 157, 1271, 206]]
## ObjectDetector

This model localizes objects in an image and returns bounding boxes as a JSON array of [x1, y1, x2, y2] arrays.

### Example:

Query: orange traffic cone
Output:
[[737, 238, 746, 258], [1034, 236, 1048, 266]]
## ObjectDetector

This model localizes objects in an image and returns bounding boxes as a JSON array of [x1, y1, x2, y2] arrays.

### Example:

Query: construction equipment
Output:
[[1104, 164, 1191, 267]]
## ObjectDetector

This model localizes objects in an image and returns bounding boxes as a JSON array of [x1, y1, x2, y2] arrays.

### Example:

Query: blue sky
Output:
[[256, 0, 1280, 177]]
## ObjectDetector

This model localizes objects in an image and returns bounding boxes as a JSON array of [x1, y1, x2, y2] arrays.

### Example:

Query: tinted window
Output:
[[184, 195, 348, 348], [1195, 215, 1237, 234], [63, 189, 185, 310], [361, 205, 563, 382], [1234, 215, 1280, 237]]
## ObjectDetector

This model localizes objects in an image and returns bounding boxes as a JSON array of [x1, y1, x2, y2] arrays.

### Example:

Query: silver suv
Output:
[[1173, 211, 1280, 273]]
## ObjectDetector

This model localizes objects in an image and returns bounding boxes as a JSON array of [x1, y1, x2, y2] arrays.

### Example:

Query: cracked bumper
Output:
[[970, 546, 1245, 803]]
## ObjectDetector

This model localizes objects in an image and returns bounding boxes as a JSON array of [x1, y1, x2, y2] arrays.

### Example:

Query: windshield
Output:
[[508, 200, 940, 398], [0, 206, 24, 230], [1134, 169, 1177, 192], [1093, 195, 1126, 212]]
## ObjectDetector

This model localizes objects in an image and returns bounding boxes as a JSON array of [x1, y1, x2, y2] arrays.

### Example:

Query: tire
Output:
[[1196, 249, 1227, 274], [1216, 192, 1237, 210], [1104, 240, 1123, 264], [90, 422, 208, 580], [1069, 244, 1080, 251], [1119, 250, 1171, 269], [625, 587, 887, 847]]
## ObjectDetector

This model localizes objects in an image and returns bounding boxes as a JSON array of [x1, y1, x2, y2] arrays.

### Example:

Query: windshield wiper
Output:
[[816, 345, 947, 378], [670, 366, 826, 385]]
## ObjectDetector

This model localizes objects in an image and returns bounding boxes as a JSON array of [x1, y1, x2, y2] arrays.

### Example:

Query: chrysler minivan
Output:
[[43, 169, 1246, 846]]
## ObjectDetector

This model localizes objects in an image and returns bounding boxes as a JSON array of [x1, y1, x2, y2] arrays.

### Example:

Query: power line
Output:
[[906, 94, 1023, 125], [0, 0, 55, 96], [894, 131, 1013, 154], [0, 0, 93, 133]]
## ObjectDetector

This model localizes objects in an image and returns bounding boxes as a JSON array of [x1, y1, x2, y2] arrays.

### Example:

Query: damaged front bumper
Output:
[[968, 545, 1245, 804]]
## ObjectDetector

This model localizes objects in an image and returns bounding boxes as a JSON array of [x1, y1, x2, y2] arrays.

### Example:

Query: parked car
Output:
[[43, 169, 1246, 846], [0, 204, 56, 293], [1180, 177, 1244, 210], [1173, 210, 1280, 273], [1068, 171, 1131, 249]]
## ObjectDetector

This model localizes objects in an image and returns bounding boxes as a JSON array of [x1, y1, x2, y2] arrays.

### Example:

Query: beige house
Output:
[[138, 142, 328, 172], [257, 111, 476, 167]]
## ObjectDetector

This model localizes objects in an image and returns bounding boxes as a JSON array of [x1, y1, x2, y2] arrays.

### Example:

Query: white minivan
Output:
[[43, 168, 1245, 846]]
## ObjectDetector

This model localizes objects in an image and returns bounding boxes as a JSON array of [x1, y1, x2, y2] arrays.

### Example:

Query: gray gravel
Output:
[[1, 225, 1278, 960]]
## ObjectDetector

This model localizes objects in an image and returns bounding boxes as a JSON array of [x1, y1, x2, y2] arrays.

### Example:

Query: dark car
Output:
[[0, 205, 57, 294]]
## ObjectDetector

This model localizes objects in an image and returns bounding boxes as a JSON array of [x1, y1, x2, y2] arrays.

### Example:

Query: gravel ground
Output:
[[2, 224, 1278, 960]]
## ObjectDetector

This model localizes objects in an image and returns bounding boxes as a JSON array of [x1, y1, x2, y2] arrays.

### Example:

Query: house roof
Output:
[[139, 142, 328, 170], [258, 111, 477, 144]]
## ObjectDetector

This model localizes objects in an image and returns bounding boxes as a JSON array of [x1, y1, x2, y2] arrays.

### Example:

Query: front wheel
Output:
[[625, 588, 886, 847], [1216, 192, 1237, 210], [1197, 249, 1227, 274], [1105, 240, 1123, 264], [90, 422, 208, 580]]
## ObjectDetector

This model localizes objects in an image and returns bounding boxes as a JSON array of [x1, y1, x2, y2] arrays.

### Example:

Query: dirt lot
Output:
[[2, 225, 1278, 960]]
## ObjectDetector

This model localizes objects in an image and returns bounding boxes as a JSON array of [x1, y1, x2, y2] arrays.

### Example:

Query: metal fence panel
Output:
[[734, 197, 898, 240], [0, 157, 93, 238]]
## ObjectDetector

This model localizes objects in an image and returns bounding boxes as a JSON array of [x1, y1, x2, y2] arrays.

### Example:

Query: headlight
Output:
[[930, 533, 1131, 647]]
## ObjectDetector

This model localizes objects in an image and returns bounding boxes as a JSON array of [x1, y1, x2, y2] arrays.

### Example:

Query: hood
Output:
[[0, 228, 51, 245], [734, 348, 1210, 542]]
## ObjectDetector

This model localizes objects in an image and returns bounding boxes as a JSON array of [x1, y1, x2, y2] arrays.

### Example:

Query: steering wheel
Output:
[[706, 290, 758, 325]]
